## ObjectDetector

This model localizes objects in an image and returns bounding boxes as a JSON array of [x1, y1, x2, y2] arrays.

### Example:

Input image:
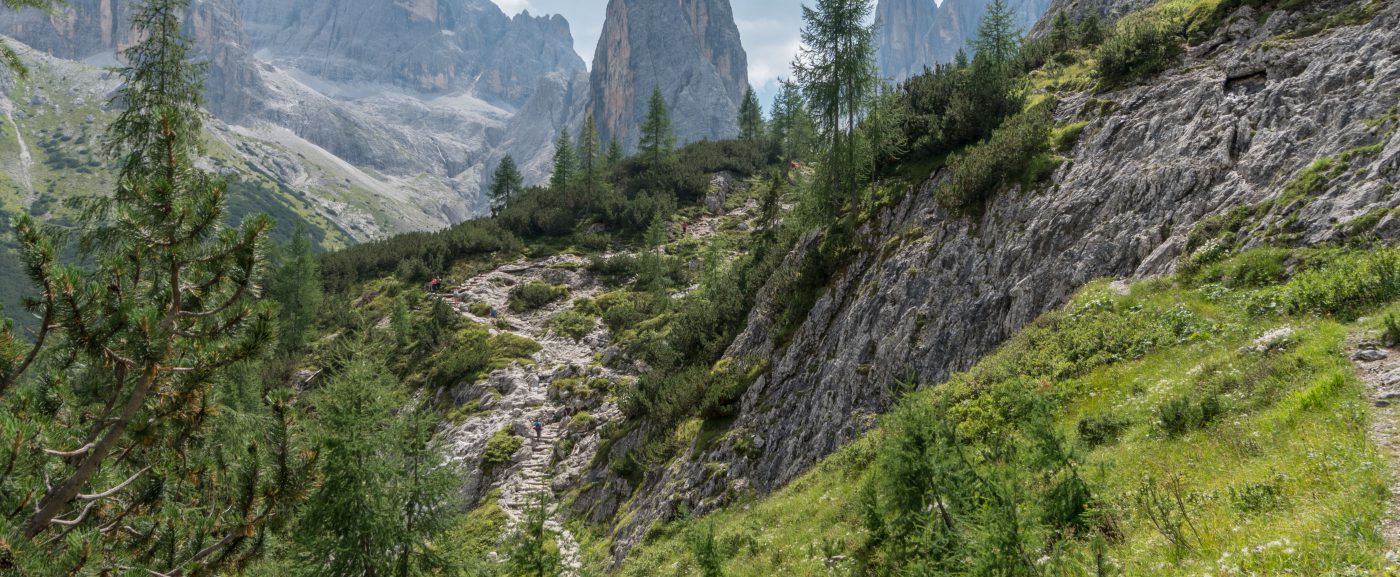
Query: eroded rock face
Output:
[[593, 0, 1400, 561], [590, 0, 749, 151], [876, 0, 1053, 82], [238, 0, 584, 108]]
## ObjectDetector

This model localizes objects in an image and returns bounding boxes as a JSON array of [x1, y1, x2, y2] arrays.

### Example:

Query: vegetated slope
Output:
[[579, 0, 1400, 563], [620, 246, 1400, 575]]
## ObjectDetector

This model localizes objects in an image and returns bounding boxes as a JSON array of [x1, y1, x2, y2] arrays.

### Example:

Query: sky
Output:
[[491, 0, 809, 108]]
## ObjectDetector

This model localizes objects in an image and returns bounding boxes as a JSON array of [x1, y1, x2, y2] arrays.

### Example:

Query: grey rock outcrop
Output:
[[593, 0, 1400, 560], [876, 0, 1053, 82], [590, 0, 749, 151], [237, 0, 584, 108]]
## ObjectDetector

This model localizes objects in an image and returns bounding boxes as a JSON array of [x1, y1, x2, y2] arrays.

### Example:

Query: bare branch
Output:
[[42, 443, 95, 458], [77, 466, 151, 502]]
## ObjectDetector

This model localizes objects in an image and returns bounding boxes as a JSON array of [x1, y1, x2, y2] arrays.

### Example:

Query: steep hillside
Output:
[[469, 0, 1398, 566]]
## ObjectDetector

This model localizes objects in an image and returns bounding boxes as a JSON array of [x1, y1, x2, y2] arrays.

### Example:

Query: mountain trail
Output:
[[440, 253, 614, 576], [1354, 336, 1400, 561]]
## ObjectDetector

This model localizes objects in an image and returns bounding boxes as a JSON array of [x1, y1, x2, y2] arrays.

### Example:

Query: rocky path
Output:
[[441, 254, 605, 576], [1354, 338, 1400, 558]]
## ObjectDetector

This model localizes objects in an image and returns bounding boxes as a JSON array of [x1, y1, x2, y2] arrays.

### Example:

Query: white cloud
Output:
[[492, 0, 534, 14]]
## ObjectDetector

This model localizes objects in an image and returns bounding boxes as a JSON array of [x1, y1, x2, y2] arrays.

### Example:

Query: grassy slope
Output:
[[618, 248, 1398, 576]]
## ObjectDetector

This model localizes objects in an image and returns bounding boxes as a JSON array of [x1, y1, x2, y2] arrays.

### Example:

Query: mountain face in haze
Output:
[[0, 0, 589, 238], [876, 0, 1053, 82], [237, 0, 584, 108], [590, 0, 749, 151]]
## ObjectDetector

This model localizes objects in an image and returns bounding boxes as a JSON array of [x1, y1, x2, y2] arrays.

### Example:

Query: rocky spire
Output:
[[589, 0, 750, 152]]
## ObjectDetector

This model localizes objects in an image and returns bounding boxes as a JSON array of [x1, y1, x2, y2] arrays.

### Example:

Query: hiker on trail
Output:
[[489, 307, 499, 319], [682, 221, 690, 234], [532, 420, 543, 439], [429, 277, 440, 293]]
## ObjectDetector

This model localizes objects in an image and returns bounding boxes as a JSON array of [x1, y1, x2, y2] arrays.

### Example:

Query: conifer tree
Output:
[[638, 86, 676, 171], [794, 0, 878, 219], [549, 130, 577, 193], [770, 79, 816, 165], [738, 86, 765, 142], [606, 136, 625, 171], [578, 114, 605, 207], [490, 155, 524, 216], [270, 224, 322, 354], [0, 1, 306, 572]]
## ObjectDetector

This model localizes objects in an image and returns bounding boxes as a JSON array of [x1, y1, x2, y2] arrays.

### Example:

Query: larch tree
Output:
[[269, 224, 322, 355], [793, 0, 879, 220]]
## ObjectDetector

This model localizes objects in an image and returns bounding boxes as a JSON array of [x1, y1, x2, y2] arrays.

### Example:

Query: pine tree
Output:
[[638, 86, 676, 171], [967, 0, 1025, 140], [794, 0, 878, 219], [393, 400, 461, 577], [270, 224, 322, 354], [489, 155, 524, 216], [738, 86, 765, 142], [0, 0, 303, 572], [770, 79, 816, 165], [578, 114, 605, 208], [1050, 10, 1074, 52], [549, 129, 577, 193]]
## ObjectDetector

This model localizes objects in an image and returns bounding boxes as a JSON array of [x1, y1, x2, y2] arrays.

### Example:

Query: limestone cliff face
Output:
[[0, 0, 267, 121], [238, 0, 584, 107], [876, 0, 1053, 82], [590, 0, 749, 151], [583, 0, 1400, 560]]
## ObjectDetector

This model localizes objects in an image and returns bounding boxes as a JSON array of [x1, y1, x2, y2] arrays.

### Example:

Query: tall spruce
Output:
[[770, 79, 816, 165], [738, 86, 765, 142], [638, 86, 677, 171], [489, 155, 524, 216], [0, 0, 307, 572], [606, 136, 625, 170], [549, 129, 577, 193], [794, 0, 878, 219]]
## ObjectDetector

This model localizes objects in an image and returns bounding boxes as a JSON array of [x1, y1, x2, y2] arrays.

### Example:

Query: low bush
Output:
[[1275, 249, 1400, 319], [482, 428, 523, 467], [936, 103, 1054, 212], [508, 281, 569, 312], [468, 302, 493, 317], [1077, 413, 1129, 448], [1096, 11, 1183, 88], [1385, 313, 1400, 347], [1156, 393, 1223, 437], [490, 333, 542, 363], [549, 310, 598, 341]]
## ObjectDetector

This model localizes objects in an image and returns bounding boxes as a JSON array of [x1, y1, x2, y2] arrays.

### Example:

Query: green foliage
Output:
[[321, 219, 522, 292], [269, 224, 324, 354], [639, 86, 678, 172], [490, 155, 524, 217], [550, 130, 577, 193], [738, 87, 765, 144], [937, 103, 1054, 212], [509, 281, 570, 312], [0, 2, 308, 570], [490, 332, 543, 364], [549, 309, 598, 341], [469, 302, 494, 317], [295, 353, 460, 577], [1268, 249, 1400, 319], [506, 495, 561, 577], [1096, 10, 1184, 87], [1155, 393, 1223, 437], [1385, 313, 1400, 347], [1051, 121, 1089, 154], [1076, 413, 1128, 448], [482, 427, 524, 468], [687, 522, 727, 577]]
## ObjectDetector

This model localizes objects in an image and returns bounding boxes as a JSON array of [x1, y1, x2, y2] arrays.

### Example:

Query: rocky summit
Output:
[[590, 0, 749, 151]]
